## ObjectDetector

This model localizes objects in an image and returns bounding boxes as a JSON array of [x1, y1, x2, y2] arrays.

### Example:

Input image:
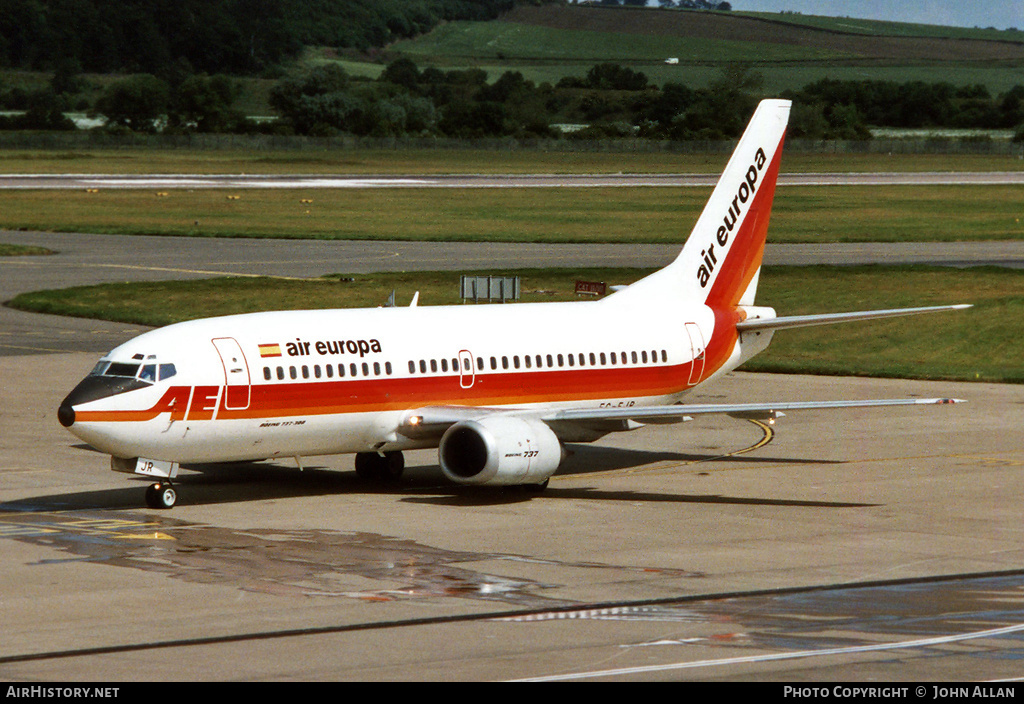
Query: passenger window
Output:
[[350, 363, 357, 377], [524, 356, 531, 369], [490, 357, 497, 370], [430, 359, 438, 373], [385, 362, 393, 375], [546, 354, 553, 367], [373, 362, 381, 376], [641, 351, 648, 364], [277, 367, 285, 380], [302, 365, 310, 379], [290, 366, 297, 380], [419, 360, 427, 374], [513, 356, 520, 369], [441, 358, 448, 373], [314, 365, 321, 379], [631, 351, 638, 364], [600, 352, 606, 365], [557, 354, 564, 367], [567, 355, 574, 367], [326, 365, 334, 378], [409, 360, 416, 374], [263, 367, 272, 381], [477, 357, 484, 371], [662, 350, 668, 363]]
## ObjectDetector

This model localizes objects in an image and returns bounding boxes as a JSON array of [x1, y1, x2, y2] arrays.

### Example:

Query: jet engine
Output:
[[439, 415, 563, 486]]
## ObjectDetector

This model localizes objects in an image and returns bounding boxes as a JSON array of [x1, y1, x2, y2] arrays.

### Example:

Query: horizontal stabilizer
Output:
[[737, 304, 972, 333]]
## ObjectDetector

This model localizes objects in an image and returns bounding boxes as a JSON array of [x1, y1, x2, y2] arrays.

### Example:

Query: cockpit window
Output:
[[104, 362, 141, 378], [91, 358, 177, 384]]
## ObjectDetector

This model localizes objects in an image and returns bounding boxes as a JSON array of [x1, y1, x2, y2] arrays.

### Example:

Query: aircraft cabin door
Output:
[[212, 337, 251, 410], [459, 350, 475, 389], [684, 323, 706, 386]]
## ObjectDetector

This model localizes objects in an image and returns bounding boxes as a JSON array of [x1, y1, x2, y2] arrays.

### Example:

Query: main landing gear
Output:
[[354, 451, 405, 483], [144, 481, 177, 509]]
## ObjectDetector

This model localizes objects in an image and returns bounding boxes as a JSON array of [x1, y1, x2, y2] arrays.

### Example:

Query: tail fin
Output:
[[613, 99, 790, 308]]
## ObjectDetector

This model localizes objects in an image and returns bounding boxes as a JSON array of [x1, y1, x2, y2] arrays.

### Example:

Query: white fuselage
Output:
[[63, 294, 764, 464]]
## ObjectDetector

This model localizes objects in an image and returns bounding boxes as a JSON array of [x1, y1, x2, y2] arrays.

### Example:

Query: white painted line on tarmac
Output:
[[512, 621, 1024, 681]]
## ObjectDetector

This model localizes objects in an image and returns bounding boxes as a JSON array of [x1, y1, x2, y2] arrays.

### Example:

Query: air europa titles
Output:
[[696, 145, 768, 288], [285, 337, 383, 358]]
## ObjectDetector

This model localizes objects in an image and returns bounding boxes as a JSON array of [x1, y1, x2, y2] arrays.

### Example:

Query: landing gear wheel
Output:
[[145, 482, 177, 509], [355, 451, 405, 483]]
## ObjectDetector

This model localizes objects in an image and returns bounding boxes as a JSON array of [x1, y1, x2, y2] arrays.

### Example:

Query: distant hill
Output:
[[392, 5, 1024, 93], [499, 5, 1024, 64]]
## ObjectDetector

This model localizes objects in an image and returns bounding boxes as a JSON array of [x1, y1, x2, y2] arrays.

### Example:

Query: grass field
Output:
[[0, 183, 1019, 244], [0, 243, 51, 256], [8, 265, 1018, 383], [384, 6, 1024, 93], [0, 149, 1022, 175]]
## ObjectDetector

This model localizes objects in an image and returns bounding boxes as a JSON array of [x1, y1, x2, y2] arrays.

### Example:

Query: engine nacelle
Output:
[[439, 415, 564, 486]]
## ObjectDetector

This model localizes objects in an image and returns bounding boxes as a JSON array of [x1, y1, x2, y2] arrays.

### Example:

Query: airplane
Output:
[[57, 99, 969, 509]]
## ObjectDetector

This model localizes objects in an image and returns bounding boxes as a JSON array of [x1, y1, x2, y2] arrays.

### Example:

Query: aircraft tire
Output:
[[145, 482, 177, 509]]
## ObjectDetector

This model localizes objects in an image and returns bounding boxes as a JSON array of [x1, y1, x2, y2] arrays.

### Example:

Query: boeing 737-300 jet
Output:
[[58, 99, 969, 509]]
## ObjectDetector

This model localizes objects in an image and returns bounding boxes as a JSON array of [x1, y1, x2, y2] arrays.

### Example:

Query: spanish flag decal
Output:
[[258, 343, 282, 358]]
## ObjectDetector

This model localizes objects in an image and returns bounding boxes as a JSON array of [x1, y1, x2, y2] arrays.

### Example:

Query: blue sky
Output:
[[729, 1, 1023, 30]]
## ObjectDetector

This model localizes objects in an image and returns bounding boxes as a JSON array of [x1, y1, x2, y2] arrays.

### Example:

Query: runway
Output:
[[2, 180, 1023, 679], [2, 171, 1023, 190]]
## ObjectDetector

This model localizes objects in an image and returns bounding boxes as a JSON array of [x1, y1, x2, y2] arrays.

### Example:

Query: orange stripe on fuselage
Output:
[[74, 339, 739, 424]]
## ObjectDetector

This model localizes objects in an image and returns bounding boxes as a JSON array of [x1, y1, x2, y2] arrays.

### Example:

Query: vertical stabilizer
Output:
[[612, 99, 790, 308]]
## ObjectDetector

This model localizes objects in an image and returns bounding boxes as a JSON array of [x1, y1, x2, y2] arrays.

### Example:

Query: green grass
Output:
[[8, 265, 1018, 383], [395, 19, 845, 65], [0, 184, 1020, 244], [749, 265, 1021, 382], [740, 12, 1024, 41], [0, 149, 1021, 175], [0, 243, 52, 256], [383, 6, 1024, 93]]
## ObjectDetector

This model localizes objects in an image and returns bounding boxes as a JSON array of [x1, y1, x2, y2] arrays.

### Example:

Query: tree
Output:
[[172, 74, 241, 132], [95, 75, 170, 131]]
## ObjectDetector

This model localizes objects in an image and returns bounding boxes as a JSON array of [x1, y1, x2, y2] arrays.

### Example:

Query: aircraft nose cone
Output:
[[58, 401, 76, 427]]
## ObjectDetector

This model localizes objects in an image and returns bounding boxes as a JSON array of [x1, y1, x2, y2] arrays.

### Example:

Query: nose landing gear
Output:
[[144, 481, 177, 509]]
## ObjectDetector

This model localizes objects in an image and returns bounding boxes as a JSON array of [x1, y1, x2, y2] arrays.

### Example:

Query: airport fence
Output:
[[0, 131, 1022, 157]]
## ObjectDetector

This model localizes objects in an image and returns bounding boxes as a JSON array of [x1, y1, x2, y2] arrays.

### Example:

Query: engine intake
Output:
[[439, 416, 563, 486]]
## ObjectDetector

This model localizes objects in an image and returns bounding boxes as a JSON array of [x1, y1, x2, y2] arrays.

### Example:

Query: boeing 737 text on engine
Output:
[[58, 100, 969, 509]]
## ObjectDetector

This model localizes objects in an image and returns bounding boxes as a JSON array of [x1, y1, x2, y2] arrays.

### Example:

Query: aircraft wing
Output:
[[398, 397, 964, 442], [544, 397, 964, 424], [737, 304, 971, 333]]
